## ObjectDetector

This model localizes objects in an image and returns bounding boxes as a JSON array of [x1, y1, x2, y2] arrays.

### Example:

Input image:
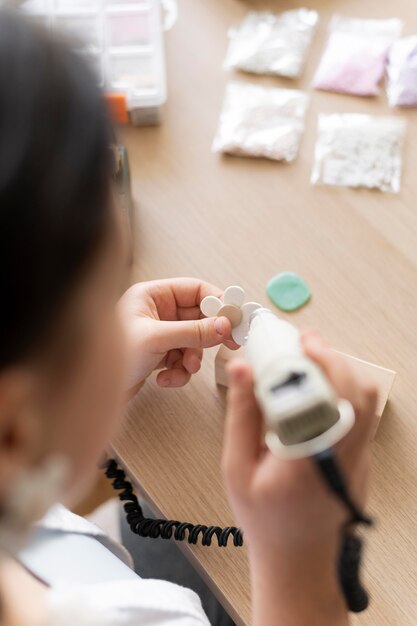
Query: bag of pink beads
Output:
[[313, 15, 403, 96]]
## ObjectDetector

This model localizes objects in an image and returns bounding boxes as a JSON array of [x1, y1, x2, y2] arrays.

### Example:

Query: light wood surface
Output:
[[214, 345, 396, 437], [111, 1, 417, 624]]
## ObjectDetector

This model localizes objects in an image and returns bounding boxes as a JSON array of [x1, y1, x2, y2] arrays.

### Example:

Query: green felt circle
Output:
[[267, 272, 311, 312]]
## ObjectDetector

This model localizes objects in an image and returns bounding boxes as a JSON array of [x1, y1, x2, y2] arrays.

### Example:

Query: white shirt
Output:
[[18, 505, 210, 626], [45, 580, 211, 626]]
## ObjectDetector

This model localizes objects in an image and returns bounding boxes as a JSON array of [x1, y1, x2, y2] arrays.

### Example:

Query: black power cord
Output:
[[104, 459, 243, 547], [339, 534, 370, 613], [314, 448, 373, 613], [104, 453, 372, 613], [314, 449, 373, 527]]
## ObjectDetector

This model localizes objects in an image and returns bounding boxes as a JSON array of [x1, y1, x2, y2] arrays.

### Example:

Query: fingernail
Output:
[[160, 377, 171, 387], [305, 335, 324, 353], [214, 316, 229, 337], [227, 363, 244, 384]]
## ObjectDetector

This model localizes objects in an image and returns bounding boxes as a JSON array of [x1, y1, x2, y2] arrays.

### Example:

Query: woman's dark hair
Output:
[[0, 9, 113, 368]]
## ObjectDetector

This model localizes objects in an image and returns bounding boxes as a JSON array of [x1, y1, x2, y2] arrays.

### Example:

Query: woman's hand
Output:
[[118, 278, 238, 398], [222, 330, 378, 626]]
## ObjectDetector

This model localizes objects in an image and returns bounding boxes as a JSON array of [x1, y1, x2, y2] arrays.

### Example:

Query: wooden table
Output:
[[112, 1, 417, 623]]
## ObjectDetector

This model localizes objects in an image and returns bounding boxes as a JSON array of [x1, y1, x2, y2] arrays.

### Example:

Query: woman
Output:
[[0, 9, 377, 626]]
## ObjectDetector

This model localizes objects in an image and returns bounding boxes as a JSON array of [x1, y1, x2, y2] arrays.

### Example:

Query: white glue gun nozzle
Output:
[[240, 309, 274, 347], [249, 307, 275, 324]]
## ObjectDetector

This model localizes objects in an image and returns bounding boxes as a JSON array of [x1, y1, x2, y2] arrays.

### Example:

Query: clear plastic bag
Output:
[[311, 114, 406, 193], [212, 82, 310, 162], [224, 9, 319, 79], [387, 36, 417, 107], [313, 15, 403, 96]]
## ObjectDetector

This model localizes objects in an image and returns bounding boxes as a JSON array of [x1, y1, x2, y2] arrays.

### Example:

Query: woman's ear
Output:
[[0, 368, 39, 494], [0, 368, 70, 555]]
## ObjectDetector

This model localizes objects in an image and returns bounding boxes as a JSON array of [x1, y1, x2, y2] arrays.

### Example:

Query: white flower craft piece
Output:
[[200, 286, 262, 346]]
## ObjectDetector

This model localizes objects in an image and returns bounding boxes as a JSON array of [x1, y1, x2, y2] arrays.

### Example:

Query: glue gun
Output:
[[244, 309, 355, 460]]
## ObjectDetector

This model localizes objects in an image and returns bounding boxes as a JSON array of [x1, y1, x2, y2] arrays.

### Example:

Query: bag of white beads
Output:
[[212, 82, 310, 162], [313, 15, 403, 96], [224, 9, 319, 79], [311, 114, 406, 193], [387, 36, 417, 107]]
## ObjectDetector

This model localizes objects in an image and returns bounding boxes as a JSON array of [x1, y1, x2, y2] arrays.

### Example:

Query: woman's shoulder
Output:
[[45, 578, 211, 626]]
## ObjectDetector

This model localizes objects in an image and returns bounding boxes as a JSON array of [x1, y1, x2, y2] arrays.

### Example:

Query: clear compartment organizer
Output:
[[21, 0, 167, 125]]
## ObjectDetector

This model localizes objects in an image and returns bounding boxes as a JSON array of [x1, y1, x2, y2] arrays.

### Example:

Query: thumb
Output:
[[155, 316, 232, 352], [222, 360, 263, 491]]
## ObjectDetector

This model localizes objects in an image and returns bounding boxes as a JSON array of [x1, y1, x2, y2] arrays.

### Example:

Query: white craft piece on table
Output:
[[200, 286, 262, 345]]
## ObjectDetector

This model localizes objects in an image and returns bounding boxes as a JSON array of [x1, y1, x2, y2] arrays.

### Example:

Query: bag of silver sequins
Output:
[[224, 9, 319, 79], [311, 113, 406, 193], [212, 82, 310, 163]]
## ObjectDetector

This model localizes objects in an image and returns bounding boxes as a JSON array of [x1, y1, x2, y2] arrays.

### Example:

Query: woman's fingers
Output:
[[157, 357, 192, 388], [178, 306, 203, 321], [158, 347, 203, 381], [301, 331, 378, 442], [182, 348, 203, 374], [146, 277, 224, 310], [157, 349, 183, 370], [222, 360, 264, 492], [223, 339, 241, 351], [155, 316, 232, 352]]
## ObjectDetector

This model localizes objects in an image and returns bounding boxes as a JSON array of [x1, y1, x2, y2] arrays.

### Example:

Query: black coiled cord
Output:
[[314, 448, 373, 613], [339, 534, 369, 613], [104, 459, 243, 547], [104, 456, 371, 612]]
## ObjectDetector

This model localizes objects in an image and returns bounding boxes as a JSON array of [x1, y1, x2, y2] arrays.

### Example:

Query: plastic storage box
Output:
[[21, 0, 167, 125]]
